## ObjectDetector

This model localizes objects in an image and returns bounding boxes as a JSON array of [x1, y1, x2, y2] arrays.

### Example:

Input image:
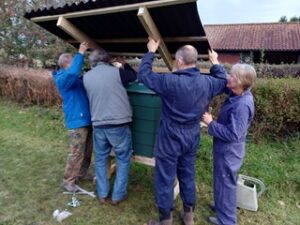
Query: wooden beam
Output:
[[109, 52, 209, 59], [138, 6, 173, 70], [132, 155, 155, 167], [31, 0, 197, 23], [57, 16, 99, 49], [66, 36, 208, 44]]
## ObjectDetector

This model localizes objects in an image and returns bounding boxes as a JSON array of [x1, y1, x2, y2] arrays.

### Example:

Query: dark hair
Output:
[[89, 48, 110, 67]]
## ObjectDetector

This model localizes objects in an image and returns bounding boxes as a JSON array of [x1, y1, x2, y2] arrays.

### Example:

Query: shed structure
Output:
[[25, 0, 211, 197], [25, 0, 211, 70]]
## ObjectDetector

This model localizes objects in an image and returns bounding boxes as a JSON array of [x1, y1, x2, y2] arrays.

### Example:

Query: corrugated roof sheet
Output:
[[205, 23, 300, 51], [24, 0, 210, 55]]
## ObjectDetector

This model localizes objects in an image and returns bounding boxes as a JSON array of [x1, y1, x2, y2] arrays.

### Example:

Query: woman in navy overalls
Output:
[[202, 64, 257, 225]]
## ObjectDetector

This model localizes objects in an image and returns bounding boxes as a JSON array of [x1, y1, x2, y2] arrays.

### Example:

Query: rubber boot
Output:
[[180, 205, 194, 225]]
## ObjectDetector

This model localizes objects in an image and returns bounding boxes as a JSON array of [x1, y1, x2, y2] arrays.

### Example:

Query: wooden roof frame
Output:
[[30, 0, 208, 70], [30, 0, 197, 22]]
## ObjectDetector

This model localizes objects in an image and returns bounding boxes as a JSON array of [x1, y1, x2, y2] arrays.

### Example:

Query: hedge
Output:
[[197, 62, 300, 78], [211, 78, 300, 141], [0, 64, 61, 106], [0, 64, 299, 140]]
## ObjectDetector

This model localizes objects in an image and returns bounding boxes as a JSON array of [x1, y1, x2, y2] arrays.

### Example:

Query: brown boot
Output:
[[180, 206, 194, 225]]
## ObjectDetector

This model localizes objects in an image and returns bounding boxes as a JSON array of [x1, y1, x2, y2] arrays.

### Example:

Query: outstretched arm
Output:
[[137, 38, 168, 95], [207, 49, 230, 96], [116, 57, 137, 86], [56, 42, 88, 90]]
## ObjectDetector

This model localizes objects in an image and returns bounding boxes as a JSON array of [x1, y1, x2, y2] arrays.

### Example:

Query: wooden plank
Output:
[[66, 36, 208, 44], [31, 0, 197, 22], [107, 156, 116, 179], [109, 52, 209, 59], [56, 16, 99, 49], [132, 155, 155, 167], [174, 178, 180, 200], [138, 6, 173, 70]]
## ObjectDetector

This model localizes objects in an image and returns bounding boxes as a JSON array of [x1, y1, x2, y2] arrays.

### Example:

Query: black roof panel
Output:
[[25, 0, 210, 56]]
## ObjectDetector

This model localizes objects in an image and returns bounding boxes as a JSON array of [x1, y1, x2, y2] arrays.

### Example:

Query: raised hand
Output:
[[79, 42, 89, 54], [147, 37, 160, 53], [208, 49, 219, 65]]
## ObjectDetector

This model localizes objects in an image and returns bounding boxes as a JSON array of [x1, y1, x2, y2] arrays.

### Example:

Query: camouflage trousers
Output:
[[63, 126, 93, 186]]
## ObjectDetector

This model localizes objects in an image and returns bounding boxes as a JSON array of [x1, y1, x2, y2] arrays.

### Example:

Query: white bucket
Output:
[[236, 174, 266, 211]]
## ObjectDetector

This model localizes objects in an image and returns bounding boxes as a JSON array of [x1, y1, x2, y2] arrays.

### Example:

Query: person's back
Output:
[[83, 62, 132, 126], [138, 39, 227, 225], [156, 67, 227, 125], [83, 49, 137, 205]]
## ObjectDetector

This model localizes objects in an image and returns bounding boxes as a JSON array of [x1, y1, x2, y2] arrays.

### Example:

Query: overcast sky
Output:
[[197, 0, 300, 25]]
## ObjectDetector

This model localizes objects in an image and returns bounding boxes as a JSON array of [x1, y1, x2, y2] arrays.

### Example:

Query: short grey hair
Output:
[[58, 53, 72, 68], [230, 64, 257, 90], [175, 45, 198, 65], [89, 48, 110, 67]]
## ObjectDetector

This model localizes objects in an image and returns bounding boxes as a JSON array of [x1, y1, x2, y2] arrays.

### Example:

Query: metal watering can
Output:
[[237, 174, 266, 211]]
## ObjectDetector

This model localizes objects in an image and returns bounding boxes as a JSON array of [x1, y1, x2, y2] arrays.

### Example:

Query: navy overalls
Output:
[[208, 90, 254, 225], [138, 52, 227, 220]]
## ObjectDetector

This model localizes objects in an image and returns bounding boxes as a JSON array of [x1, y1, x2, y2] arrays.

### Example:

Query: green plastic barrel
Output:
[[127, 82, 161, 158]]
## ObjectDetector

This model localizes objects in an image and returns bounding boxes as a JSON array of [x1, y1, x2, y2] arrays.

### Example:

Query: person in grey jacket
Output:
[[83, 49, 137, 205]]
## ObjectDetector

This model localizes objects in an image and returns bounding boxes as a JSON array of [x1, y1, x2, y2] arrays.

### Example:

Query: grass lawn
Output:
[[0, 100, 299, 225]]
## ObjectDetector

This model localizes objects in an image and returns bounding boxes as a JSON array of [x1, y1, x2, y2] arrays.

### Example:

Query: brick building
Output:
[[205, 23, 300, 64]]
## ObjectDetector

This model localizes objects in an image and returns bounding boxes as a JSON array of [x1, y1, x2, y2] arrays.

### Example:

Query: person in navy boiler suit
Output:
[[138, 37, 228, 225]]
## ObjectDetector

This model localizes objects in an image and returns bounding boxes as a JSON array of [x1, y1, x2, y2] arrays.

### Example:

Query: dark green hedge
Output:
[[197, 62, 300, 78], [211, 78, 300, 141]]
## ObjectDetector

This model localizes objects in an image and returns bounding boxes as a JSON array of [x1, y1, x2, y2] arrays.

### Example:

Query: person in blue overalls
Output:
[[138, 38, 228, 225], [202, 64, 257, 225]]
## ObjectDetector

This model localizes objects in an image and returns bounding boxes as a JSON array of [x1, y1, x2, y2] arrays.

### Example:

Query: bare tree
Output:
[[0, 0, 78, 67]]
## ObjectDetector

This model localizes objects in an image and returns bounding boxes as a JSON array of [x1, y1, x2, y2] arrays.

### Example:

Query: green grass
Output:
[[0, 100, 299, 225]]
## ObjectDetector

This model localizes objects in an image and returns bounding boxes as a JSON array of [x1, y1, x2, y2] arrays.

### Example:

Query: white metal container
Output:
[[236, 174, 266, 211]]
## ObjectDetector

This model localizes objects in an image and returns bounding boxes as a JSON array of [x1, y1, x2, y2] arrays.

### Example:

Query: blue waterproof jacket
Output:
[[52, 53, 91, 129]]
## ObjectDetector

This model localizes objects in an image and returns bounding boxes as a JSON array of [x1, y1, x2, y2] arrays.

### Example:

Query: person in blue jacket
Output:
[[202, 64, 257, 225], [138, 38, 228, 225], [52, 42, 93, 192]]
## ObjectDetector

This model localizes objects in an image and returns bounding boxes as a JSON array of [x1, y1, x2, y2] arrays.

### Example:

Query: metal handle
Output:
[[239, 174, 266, 198]]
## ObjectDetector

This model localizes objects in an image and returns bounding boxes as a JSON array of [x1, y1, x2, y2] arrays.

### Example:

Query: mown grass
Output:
[[0, 100, 299, 225]]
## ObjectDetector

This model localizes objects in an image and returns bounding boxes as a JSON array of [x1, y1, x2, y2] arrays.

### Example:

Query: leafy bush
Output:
[[198, 62, 300, 78], [211, 78, 300, 141], [253, 64, 300, 78], [1, 64, 299, 140]]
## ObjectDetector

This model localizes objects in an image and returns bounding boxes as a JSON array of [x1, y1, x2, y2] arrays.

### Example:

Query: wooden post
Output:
[[137, 7, 173, 71], [56, 16, 99, 49]]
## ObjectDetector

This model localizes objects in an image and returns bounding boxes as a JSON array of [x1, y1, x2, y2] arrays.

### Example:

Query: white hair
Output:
[[231, 64, 257, 90], [58, 53, 71, 68]]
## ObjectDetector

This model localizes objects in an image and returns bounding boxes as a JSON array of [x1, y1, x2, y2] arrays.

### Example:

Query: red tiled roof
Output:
[[204, 23, 300, 51]]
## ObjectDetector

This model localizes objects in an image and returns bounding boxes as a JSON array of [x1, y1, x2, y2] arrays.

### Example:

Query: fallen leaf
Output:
[[278, 200, 285, 207]]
